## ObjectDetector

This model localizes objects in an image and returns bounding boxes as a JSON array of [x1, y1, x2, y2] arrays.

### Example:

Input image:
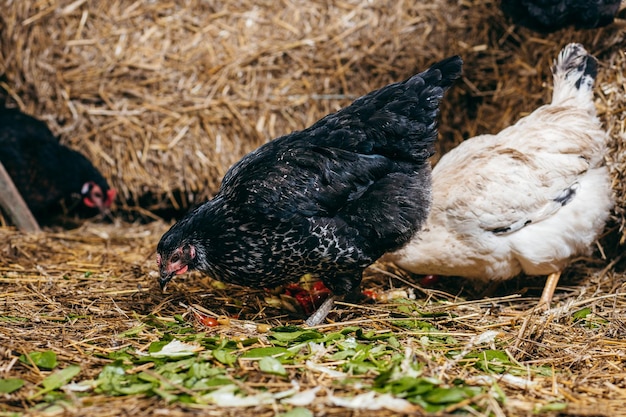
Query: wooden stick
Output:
[[0, 161, 41, 232]]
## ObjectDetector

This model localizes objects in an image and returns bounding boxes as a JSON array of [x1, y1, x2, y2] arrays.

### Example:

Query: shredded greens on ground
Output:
[[4, 305, 565, 415]]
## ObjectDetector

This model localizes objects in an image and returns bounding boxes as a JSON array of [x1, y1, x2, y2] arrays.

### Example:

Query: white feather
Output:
[[386, 43, 613, 284]]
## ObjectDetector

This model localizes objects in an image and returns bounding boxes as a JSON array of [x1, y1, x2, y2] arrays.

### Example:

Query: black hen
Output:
[[0, 107, 116, 224], [500, 0, 624, 32], [156, 56, 463, 325]]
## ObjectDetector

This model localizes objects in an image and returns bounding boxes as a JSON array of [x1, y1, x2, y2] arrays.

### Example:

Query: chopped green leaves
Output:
[[19, 350, 58, 370], [572, 307, 592, 321], [0, 378, 25, 393], [213, 349, 237, 366], [241, 346, 291, 359], [29, 365, 81, 399], [9, 312, 560, 413], [259, 356, 288, 376]]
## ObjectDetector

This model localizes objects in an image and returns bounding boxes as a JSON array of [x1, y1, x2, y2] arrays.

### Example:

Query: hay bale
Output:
[[0, 0, 466, 213], [1, 0, 625, 244], [597, 48, 626, 244]]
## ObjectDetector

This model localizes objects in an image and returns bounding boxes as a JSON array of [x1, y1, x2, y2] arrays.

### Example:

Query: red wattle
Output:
[[83, 196, 96, 208]]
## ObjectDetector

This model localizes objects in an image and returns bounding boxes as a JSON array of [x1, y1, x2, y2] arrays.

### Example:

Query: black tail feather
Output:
[[421, 55, 464, 90]]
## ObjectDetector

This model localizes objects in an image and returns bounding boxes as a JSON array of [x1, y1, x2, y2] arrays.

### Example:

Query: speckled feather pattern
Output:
[[388, 44, 614, 283], [157, 56, 463, 296]]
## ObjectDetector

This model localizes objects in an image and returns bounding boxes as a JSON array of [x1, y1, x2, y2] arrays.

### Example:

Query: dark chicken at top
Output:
[[156, 55, 463, 325], [0, 107, 116, 224], [500, 0, 625, 32]]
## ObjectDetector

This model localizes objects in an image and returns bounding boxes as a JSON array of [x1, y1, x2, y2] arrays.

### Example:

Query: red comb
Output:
[[105, 189, 116, 207]]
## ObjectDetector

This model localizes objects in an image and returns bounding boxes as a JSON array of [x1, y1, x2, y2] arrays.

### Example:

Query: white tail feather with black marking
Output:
[[551, 43, 597, 114]]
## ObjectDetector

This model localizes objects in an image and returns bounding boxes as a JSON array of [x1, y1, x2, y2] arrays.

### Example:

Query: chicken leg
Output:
[[305, 296, 335, 327], [539, 271, 561, 307]]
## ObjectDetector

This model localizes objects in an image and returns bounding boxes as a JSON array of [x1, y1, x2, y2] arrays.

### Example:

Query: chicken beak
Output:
[[158, 272, 174, 291], [157, 252, 190, 291]]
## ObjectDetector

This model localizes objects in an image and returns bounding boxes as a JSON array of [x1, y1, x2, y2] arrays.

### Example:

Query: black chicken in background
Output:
[[157, 55, 463, 326], [0, 106, 116, 225], [500, 0, 625, 32]]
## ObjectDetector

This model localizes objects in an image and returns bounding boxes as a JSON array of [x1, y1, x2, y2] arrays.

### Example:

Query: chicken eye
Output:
[[170, 253, 181, 264]]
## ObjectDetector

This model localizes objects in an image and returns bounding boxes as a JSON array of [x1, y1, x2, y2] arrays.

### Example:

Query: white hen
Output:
[[386, 43, 613, 306]]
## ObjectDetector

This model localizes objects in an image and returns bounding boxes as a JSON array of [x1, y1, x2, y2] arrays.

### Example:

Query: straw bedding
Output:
[[1, 222, 625, 416], [1, 0, 625, 416]]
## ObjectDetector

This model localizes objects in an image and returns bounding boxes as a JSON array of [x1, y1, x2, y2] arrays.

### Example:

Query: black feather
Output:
[[0, 107, 113, 223], [501, 0, 622, 32], [157, 56, 462, 299]]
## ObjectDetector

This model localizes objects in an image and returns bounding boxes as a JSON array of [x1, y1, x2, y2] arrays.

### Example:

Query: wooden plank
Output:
[[0, 161, 41, 233]]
